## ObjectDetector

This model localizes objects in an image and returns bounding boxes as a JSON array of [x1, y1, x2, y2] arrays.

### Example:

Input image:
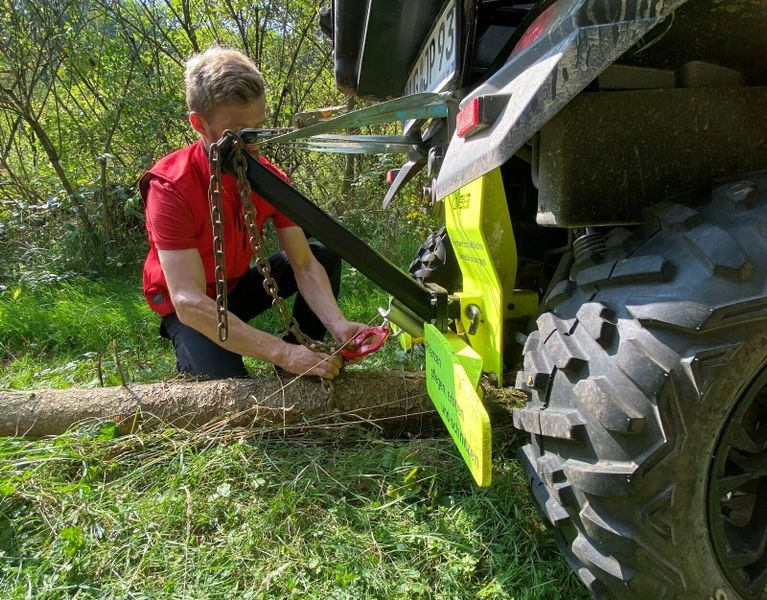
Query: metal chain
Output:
[[208, 140, 229, 342], [208, 130, 338, 359]]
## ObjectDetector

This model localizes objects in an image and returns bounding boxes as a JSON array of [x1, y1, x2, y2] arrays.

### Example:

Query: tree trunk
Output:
[[0, 372, 434, 437], [0, 373, 523, 438], [23, 110, 99, 249]]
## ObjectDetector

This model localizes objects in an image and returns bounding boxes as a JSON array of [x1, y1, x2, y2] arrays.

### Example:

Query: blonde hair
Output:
[[184, 46, 265, 117]]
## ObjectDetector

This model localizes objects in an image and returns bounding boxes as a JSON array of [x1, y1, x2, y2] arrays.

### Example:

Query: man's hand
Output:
[[329, 320, 369, 349], [277, 344, 343, 380]]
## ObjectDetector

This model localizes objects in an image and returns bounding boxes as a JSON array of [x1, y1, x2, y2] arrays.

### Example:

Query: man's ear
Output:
[[189, 111, 208, 137]]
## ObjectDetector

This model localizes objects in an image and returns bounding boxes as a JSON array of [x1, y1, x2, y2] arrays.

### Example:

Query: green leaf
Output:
[[12, 288, 21, 301], [58, 526, 85, 556], [96, 421, 117, 441], [403, 466, 419, 484], [0, 481, 17, 497]]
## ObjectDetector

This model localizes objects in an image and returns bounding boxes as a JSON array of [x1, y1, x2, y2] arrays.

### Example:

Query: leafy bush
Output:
[[0, 0, 433, 285]]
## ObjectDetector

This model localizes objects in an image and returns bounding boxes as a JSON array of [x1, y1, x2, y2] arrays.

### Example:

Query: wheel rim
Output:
[[708, 369, 767, 598]]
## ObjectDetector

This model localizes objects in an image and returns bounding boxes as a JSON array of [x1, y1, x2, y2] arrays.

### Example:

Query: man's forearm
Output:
[[174, 293, 289, 364], [293, 260, 346, 335]]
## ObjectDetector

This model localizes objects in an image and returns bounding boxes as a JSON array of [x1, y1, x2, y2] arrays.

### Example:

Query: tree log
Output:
[[0, 371, 440, 437], [0, 371, 525, 438]]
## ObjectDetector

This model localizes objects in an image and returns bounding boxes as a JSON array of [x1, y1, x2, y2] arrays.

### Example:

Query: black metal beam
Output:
[[221, 146, 439, 324]]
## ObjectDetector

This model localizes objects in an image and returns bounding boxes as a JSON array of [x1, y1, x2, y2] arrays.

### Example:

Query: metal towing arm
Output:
[[218, 141, 450, 334], [219, 139, 493, 487]]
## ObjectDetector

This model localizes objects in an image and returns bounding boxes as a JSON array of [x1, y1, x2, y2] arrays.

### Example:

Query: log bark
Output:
[[0, 371, 437, 437]]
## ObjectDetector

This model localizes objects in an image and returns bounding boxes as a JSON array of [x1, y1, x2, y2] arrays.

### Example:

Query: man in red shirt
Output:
[[142, 46, 366, 380]]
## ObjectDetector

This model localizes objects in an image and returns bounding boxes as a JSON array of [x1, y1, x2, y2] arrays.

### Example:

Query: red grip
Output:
[[340, 324, 390, 361]]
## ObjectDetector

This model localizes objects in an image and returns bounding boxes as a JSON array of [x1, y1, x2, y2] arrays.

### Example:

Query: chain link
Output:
[[208, 141, 229, 342], [208, 130, 339, 360]]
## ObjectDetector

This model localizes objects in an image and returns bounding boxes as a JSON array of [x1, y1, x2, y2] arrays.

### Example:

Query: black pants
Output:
[[161, 241, 341, 379]]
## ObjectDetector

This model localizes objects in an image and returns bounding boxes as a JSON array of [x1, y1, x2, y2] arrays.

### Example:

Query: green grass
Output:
[[0, 264, 418, 389], [0, 277, 175, 389], [0, 428, 585, 599], [0, 270, 587, 599]]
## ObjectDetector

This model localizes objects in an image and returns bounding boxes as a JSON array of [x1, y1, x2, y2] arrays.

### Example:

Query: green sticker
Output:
[[425, 324, 492, 486]]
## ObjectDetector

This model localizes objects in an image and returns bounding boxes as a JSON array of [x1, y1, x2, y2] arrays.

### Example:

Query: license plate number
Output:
[[405, 0, 458, 96]]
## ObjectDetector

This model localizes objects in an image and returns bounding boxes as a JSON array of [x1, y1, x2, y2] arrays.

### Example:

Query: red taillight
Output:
[[386, 169, 400, 186], [456, 98, 482, 138], [456, 95, 508, 139], [511, 1, 563, 58]]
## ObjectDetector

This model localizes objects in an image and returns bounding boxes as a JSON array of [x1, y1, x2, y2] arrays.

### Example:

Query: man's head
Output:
[[185, 46, 267, 148]]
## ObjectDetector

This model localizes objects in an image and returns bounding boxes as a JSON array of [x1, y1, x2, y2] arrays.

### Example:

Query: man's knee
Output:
[[164, 314, 248, 379], [176, 346, 248, 380]]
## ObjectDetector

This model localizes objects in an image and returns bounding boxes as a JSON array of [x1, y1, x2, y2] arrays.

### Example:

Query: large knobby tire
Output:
[[408, 226, 461, 292], [514, 174, 767, 599]]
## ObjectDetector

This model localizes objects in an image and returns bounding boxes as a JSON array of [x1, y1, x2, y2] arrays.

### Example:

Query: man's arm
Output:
[[276, 226, 366, 344], [157, 248, 342, 379]]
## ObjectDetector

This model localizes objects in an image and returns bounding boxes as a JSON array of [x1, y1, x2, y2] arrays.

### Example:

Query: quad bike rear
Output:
[[250, 1, 767, 597]]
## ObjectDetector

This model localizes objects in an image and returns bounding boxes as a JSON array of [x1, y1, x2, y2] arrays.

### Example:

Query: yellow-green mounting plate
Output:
[[425, 324, 492, 486], [445, 167, 517, 382]]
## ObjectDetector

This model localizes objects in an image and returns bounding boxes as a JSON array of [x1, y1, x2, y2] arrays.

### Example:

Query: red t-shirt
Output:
[[141, 140, 296, 316]]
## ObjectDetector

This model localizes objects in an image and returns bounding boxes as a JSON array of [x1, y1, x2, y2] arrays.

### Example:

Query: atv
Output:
[[310, 1, 767, 598]]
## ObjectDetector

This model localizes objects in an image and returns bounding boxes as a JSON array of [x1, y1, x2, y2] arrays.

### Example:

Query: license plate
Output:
[[405, 0, 458, 96], [424, 324, 492, 486]]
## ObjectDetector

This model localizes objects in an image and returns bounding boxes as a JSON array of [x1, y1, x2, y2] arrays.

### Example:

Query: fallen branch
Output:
[[0, 370, 526, 438], [0, 371, 436, 437]]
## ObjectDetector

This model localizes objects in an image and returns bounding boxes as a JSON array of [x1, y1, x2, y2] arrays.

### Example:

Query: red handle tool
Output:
[[340, 324, 390, 361]]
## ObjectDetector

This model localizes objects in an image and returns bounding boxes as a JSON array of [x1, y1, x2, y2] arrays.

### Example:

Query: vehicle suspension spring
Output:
[[572, 228, 606, 262]]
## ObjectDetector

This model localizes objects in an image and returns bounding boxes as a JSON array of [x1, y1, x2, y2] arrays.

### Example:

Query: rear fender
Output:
[[437, 0, 690, 200]]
